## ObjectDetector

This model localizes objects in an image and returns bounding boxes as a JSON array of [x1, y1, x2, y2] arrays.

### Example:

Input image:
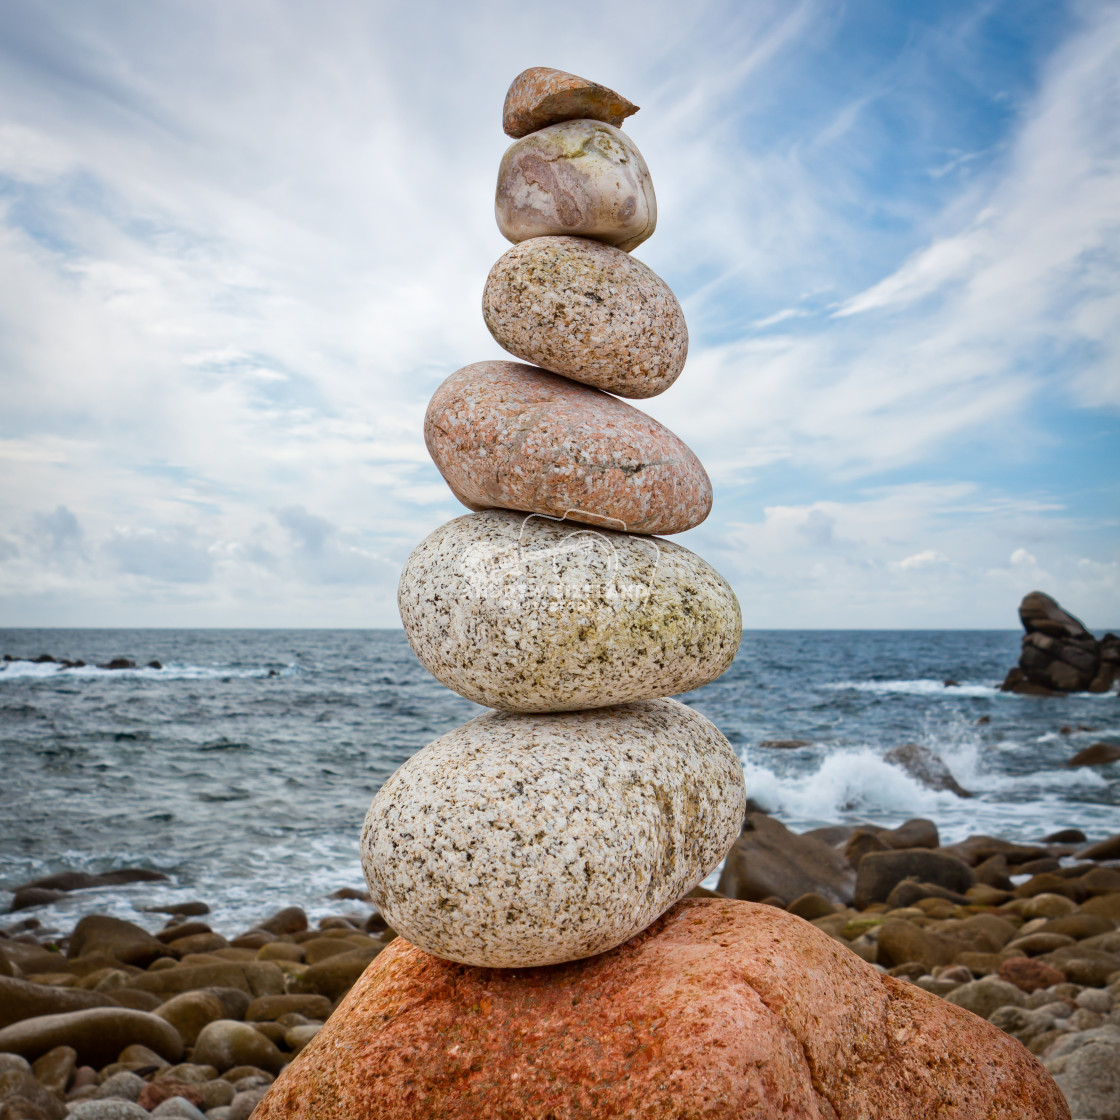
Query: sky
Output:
[[0, 0, 1117, 629]]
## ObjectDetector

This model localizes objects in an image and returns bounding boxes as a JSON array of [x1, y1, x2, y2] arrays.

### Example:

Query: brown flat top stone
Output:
[[503, 66, 638, 138], [254, 898, 1068, 1120]]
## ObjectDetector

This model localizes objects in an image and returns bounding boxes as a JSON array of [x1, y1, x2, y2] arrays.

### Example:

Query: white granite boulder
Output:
[[397, 509, 741, 711], [361, 698, 746, 967], [496, 119, 656, 251], [482, 236, 687, 398]]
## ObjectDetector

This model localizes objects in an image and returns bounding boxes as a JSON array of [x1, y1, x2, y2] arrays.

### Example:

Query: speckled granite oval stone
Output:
[[398, 509, 740, 711], [360, 699, 746, 967], [503, 66, 638, 139], [496, 120, 656, 251], [482, 236, 687, 399], [425, 361, 711, 535]]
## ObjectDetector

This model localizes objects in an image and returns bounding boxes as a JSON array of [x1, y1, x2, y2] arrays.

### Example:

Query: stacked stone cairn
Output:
[[363, 65, 747, 970], [254, 69, 1072, 1120]]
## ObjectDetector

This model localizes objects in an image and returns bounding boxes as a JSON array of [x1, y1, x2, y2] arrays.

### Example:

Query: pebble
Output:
[[67, 1103, 150, 1120], [425, 361, 711, 535], [482, 236, 687, 399], [361, 699, 746, 967], [191, 1021, 285, 1076], [496, 120, 655, 251], [398, 510, 740, 712], [502, 66, 638, 138]]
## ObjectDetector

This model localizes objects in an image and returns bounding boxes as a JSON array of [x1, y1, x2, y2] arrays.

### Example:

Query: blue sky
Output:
[[0, 0, 1116, 628]]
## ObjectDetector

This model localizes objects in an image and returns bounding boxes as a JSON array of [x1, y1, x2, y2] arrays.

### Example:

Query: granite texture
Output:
[[252, 898, 1071, 1120], [360, 699, 745, 967], [425, 361, 711, 535], [397, 509, 741, 711], [496, 119, 656, 251], [482, 236, 687, 399], [502, 66, 638, 139]]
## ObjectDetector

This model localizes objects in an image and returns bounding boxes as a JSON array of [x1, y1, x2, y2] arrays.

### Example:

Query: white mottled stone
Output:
[[361, 698, 747, 967], [482, 236, 687, 398], [398, 509, 741, 712], [496, 119, 656, 251]]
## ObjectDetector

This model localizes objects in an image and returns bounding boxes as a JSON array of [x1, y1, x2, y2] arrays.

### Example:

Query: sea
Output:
[[1, 628, 1117, 937]]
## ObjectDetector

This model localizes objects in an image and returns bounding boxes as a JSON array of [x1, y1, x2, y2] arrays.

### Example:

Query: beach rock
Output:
[[252, 898, 1068, 1120], [945, 976, 1027, 1019], [1067, 742, 1120, 767], [0, 1071, 64, 1120], [126, 963, 250, 998], [0, 1060, 30, 1079], [68, 1105, 150, 1120], [482, 236, 687, 399], [291, 946, 383, 1002], [502, 66, 638, 138], [256, 908, 307, 937], [226, 1088, 267, 1120], [66, 917, 170, 969], [1044, 1032, 1120, 1119], [153, 992, 227, 1048], [244, 995, 328, 1022], [191, 1021, 284, 1076], [883, 745, 973, 797], [1001, 591, 1112, 694], [29, 1047, 74, 1096], [0, 1008, 182, 1066], [12, 870, 167, 895], [496, 120, 655, 251], [93, 1073, 145, 1102], [853, 849, 975, 908], [400, 510, 739, 711], [363, 699, 744, 968], [717, 812, 855, 907], [876, 920, 961, 973], [0, 978, 117, 1031], [1079, 832, 1120, 861], [149, 1098, 206, 1119], [999, 957, 1069, 993], [425, 362, 711, 535]]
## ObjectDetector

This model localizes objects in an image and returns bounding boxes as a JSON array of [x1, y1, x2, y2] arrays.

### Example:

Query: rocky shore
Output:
[[1, 816, 1117, 1118]]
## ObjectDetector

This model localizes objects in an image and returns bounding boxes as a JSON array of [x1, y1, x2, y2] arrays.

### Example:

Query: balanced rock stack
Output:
[[254, 69, 1070, 1119]]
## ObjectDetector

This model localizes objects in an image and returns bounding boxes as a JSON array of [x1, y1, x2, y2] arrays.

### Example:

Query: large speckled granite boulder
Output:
[[502, 66, 638, 139], [252, 898, 1071, 1120], [398, 510, 740, 711], [496, 120, 656, 251], [361, 700, 745, 968], [482, 236, 687, 398], [425, 361, 710, 535]]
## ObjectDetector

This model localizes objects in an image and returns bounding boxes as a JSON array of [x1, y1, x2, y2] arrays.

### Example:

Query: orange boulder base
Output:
[[253, 899, 1069, 1120]]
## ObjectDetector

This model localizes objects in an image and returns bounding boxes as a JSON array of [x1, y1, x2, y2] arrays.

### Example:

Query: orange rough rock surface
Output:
[[503, 66, 638, 138], [251, 899, 1069, 1120]]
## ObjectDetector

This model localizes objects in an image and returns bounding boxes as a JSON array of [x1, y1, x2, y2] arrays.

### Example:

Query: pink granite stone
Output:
[[425, 360, 711, 535], [251, 899, 1070, 1120], [503, 66, 638, 139]]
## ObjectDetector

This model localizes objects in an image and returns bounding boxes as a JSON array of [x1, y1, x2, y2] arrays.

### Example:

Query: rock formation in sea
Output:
[[252, 66, 1070, 1118], [1001, 590, 1120, 694]]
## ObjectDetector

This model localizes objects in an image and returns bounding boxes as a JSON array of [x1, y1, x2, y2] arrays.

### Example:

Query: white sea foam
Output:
[[0, 659, 295, 682], [824, 679, 1002, 698]]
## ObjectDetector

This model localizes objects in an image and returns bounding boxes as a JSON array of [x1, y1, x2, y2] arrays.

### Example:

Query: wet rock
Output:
[[67, 917, 170, 969], [425, 361, 711, 535], [153, 992, 228, 1048], [252, 898, 1067, 1120], [853, 849, 975, 908], [876, 920, 961, 973], [0, 978, 116, 1031], [126, 964, 250, 998], [12, 871, 166, 896], [1078, 833, 1120, 861], [483, 236, 687, 399], [141, 902, 209, 918], [1067, 742, 1120, 767], [255, 908, 307, 937], [718, 813, 855, 907], [999, 957, 1068, 993], [945, 976, 1027, 1020], [497, 120, 655, 251], [244, 996, 330, 1023], [362, 699, 744, 967], [29, 1047, 74, 1095], [399, 511, 740, 712], [291, 947, 383, 1002], [502, 66, 638, 139], [191, 1021, 285, 1076], [883, 745, 973, 797], [756, 739, 812, 749], [786, 893, 836, 921], [100, 659, 136, 671], [0, 1071, 64, 1120], [0, 1008, 183, 1066]]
